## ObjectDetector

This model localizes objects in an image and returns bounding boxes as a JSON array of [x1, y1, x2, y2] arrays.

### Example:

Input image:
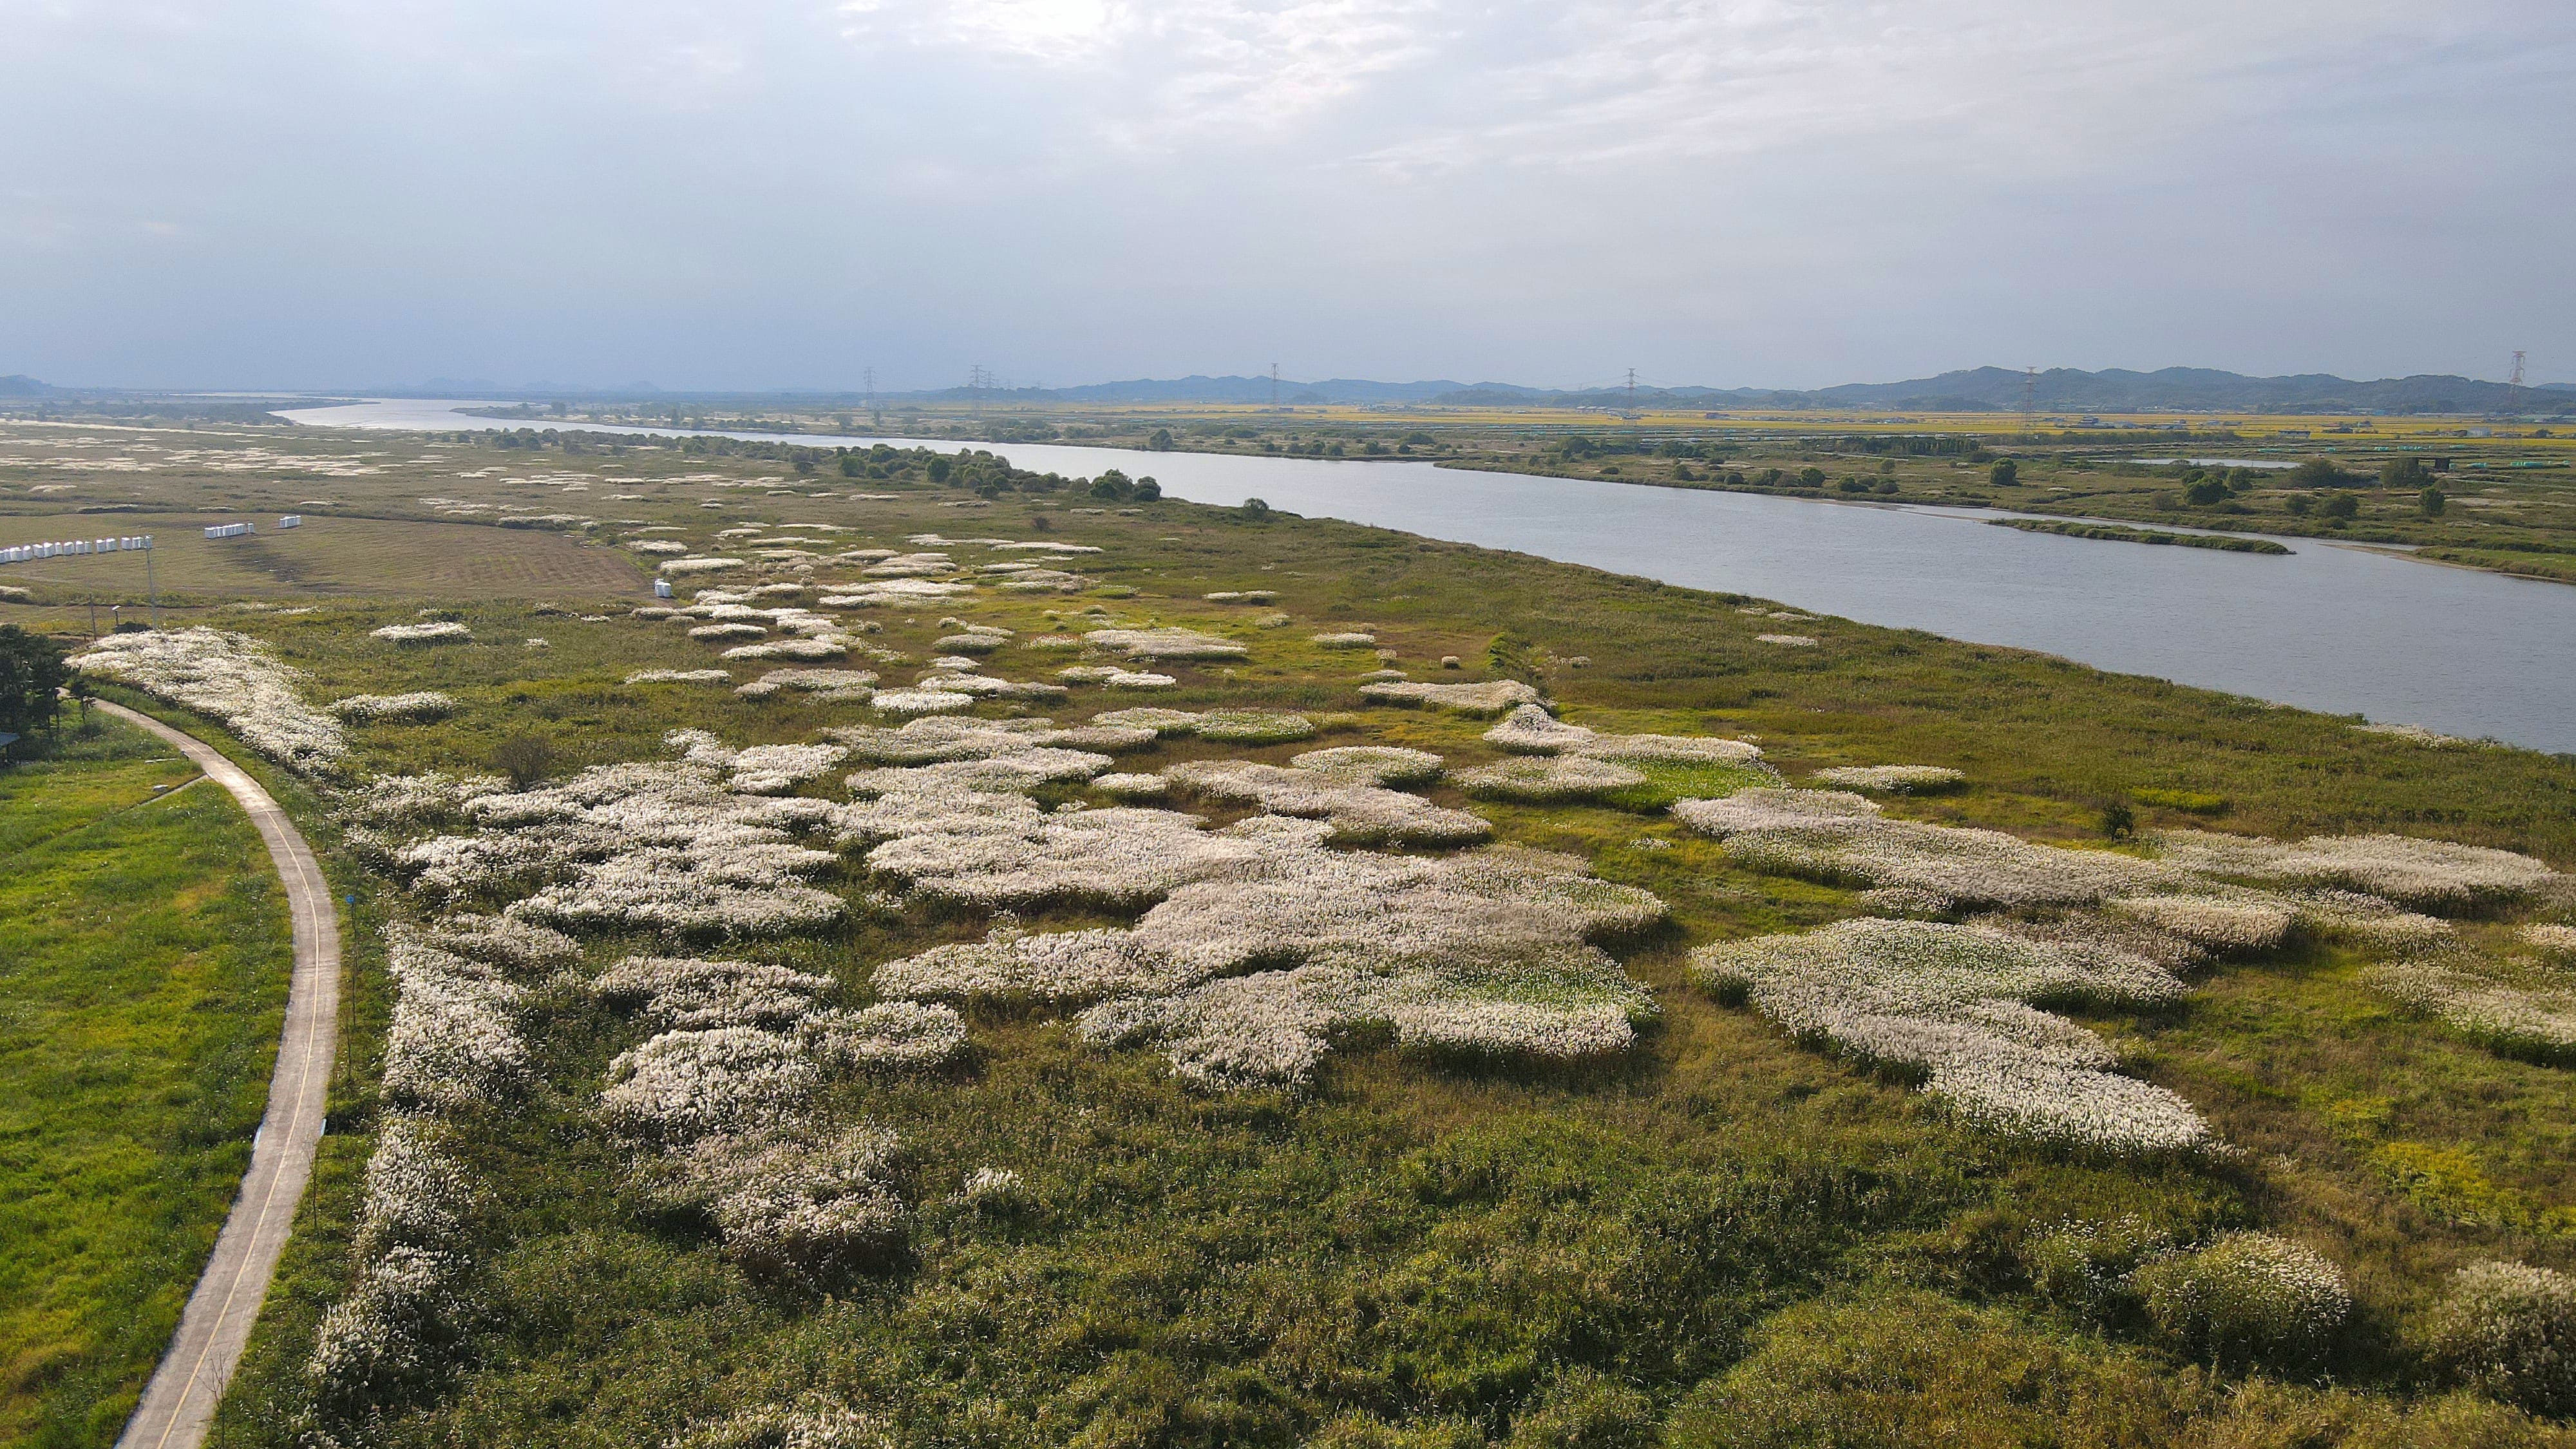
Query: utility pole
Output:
[[146, 536, 158, 629], [1270, 363, 1280, 410], [2021, 367, 2040, 435], [1626, 367, 1638, 417], [863, 367, 875, 412], [2506, 350, 2528, 417]]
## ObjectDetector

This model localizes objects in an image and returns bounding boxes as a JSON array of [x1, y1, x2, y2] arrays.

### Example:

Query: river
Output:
[[278, 399, 2576, 755]]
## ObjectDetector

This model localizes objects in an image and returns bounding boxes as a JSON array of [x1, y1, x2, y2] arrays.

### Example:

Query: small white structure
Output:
[[205, 522, 255, 540], [0, 535, 151, 564], [653, 578, 674, 599], [278, 515, 303, 529]]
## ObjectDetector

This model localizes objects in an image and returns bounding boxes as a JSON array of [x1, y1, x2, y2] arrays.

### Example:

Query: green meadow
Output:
[[0, 717, 292, 1448]]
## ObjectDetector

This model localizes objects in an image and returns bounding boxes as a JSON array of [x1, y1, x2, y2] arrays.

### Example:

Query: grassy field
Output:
[[0, 511, 648, 623], [0, 717, 293, 1448], [3, 420, 2571, 1444]]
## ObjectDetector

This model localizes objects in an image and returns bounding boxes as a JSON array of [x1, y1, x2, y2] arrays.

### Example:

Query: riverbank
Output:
[[230, 401, 2576, 752], [464, 397, 2576, 589]]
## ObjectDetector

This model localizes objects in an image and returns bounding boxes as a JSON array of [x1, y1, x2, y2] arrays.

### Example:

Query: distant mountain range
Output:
[[5, 367, 2569, 413], [896, 366, 2571, 414]]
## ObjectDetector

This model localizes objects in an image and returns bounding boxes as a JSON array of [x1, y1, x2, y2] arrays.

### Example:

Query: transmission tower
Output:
[[2506, 350, 2528, 417], [1269, 363, 1280, 410], [1626, 367, 1638, 416], [863, 367, 875, 410], [2021, 367, 2040, 434]]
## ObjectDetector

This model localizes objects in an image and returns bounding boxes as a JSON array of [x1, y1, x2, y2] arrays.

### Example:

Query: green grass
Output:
[[8, 425, 2570, 1444], [0, 717, 293, 1448]]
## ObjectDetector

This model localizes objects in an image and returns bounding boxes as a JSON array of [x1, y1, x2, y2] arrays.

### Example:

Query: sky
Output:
[[5, 0, 2573, 393]]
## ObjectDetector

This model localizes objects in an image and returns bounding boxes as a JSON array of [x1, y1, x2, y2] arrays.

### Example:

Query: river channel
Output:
[[279, 399, 2576, 754]]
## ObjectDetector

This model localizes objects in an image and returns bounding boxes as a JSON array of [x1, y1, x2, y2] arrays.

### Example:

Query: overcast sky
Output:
[[6, 1, 2571, 392]]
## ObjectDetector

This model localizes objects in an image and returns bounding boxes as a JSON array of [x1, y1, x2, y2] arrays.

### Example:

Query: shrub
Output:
[[1503, 1369, 1653, 1448], [2423, 1261, 2576, 1416], [2133, 1233, 2351, 1371], [1989, 459, 2019, 488], [491, 734, 556, 789], [2026, 1216, 2170, 1325]]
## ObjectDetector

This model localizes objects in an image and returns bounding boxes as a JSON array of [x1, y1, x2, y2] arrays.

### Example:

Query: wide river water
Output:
[[280, 399, 2576, 755]]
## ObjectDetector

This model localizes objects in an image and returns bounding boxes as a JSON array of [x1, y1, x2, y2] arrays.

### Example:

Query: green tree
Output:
[[1147, 428, 1175, 451], [2321, 493, 2360, 520], [0, 625, 69, 738], [2287, 457, 2356, 489], [2382, 457, 2433, 491], [1989, 459, 2020, 488], [2420, 484, 2447, 516]]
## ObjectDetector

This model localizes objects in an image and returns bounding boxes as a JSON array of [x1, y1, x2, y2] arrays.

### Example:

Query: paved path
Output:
[[101, 701, 341, 1449]]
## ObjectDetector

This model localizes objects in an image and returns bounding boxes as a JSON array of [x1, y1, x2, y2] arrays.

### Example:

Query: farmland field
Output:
[[3, 417, 2573, 1444], [0, 512, 647, 613], [0, 716, 293, 1448]]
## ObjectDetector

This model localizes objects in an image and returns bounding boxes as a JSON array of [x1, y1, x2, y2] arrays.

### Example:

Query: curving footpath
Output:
[[102, 701, 341, 1449]]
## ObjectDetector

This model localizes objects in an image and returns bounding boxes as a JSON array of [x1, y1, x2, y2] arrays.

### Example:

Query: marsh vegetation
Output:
[[3, 419, 2575, 1444]]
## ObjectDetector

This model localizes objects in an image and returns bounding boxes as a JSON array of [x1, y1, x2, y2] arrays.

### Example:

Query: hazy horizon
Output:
[[8, 1, 2571, 393]]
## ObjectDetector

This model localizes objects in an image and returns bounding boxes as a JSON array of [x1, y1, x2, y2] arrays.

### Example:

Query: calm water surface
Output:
[[280, 399, 2576, 754]]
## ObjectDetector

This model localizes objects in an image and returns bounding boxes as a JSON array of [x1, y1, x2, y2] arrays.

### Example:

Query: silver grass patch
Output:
[[70, 627, 348, 773], [1454, 754, 1646, 802], [1162, 757, 1488, 846], [381, 928, 529, 1112], [2103, 894, 2295, 952], [1810, 764, 1964, 793], [825, 715, 1156, 764], [371, 620, 473, 644], [1690, 917, 2211, 1154], [651, 1124, 910, 1281], [1083, 626, 1249, 659], [1676, 788, 2175, 908], [328, 691, 457, 723], [2152, 828, 2559, 913], [1360, 678, 1544, 715], [385, 759, 846, 934], [1482, 702, 1761, 764], [593, 955, 837, 1030], [882, 820, 1660, 1089], [737, 667, 878, 699]]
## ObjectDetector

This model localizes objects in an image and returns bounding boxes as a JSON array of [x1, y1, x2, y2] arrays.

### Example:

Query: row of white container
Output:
[[1, 535, 155, 564]]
